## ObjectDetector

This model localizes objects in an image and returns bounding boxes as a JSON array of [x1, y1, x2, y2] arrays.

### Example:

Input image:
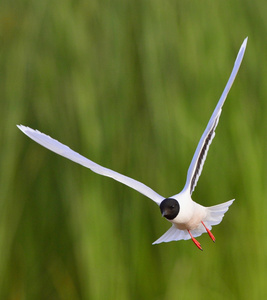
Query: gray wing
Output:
[[17, 125, 164, 205], [181, 37, 248, 196]]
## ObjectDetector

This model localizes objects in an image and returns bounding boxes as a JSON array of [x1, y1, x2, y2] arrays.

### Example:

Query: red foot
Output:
[[188, 230, 203, 251], [201, 221, 215, 242]]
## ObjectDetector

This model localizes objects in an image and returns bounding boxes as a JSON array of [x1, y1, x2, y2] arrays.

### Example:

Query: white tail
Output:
[[153, 199, 234, 244]]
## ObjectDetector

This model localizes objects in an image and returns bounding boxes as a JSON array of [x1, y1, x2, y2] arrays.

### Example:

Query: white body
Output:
[[17, 38, 247, 245], [172, 193, 207, 230], [154, 194, 234, 244]]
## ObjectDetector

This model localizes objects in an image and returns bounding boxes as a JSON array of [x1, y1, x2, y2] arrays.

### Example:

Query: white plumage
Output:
[[17, 38, 247, 250]]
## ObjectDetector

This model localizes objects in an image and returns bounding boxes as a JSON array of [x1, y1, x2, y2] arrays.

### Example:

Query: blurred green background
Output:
[[0, 0, 266, 299]]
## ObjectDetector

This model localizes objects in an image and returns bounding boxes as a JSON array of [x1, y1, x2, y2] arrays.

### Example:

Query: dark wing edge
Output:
[[179, 37, 247, 196], [189, 112, 221, 194]]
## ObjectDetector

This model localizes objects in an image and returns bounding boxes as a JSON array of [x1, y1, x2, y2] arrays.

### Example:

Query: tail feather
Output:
[[153, 199, 234, 244], [152, 225, 191, 244], [204, 199, 235, 228]]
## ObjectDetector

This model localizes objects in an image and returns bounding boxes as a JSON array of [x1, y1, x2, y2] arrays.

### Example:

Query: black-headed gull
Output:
[[17, 38, 247, 250]]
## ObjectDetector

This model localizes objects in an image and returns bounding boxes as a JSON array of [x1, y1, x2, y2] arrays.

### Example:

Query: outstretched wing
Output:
[[181, 37, 247, 196], [17, 125, 164, 204]]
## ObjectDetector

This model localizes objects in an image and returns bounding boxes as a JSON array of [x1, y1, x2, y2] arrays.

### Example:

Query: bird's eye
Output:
[[170, 205, 175, 209]]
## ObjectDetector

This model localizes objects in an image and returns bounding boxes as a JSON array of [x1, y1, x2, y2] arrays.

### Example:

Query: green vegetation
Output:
[[0, 0, 266, 299]]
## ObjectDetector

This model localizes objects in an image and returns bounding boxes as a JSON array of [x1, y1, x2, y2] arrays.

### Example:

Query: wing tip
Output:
[[17, 124, 33, 134], [17, 125, 49, 139], [243, 36, 248, 48], [241, 37, 248, 54], [17, 124, 25, 131], [237, 37, 248, 61]]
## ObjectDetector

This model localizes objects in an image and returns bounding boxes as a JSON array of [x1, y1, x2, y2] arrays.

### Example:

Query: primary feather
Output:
[[181, 37, 248, 196], [17, 38, 247, 248], [17, 125, 164, 205]]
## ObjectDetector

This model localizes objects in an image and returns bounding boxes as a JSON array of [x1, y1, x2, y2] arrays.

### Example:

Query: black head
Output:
[[160, 198, 180, 220]]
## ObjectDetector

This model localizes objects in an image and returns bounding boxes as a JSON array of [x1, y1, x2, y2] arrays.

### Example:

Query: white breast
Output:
[[171, 199, 207, 231]]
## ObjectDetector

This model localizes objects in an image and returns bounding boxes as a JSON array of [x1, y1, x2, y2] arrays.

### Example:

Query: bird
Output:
[[17, 37, 247, 250]]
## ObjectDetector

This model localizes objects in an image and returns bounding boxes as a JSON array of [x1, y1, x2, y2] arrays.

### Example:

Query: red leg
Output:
[[201, 221, 215, 242], [188, 230, 203, 251]]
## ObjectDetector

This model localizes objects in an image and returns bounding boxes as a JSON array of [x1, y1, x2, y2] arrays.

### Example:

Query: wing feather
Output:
[[17, 125, 164, 204], [182, 37, 247, 195]]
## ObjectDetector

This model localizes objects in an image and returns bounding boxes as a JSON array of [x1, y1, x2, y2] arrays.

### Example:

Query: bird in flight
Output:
[[18, 38, 247, 250]]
